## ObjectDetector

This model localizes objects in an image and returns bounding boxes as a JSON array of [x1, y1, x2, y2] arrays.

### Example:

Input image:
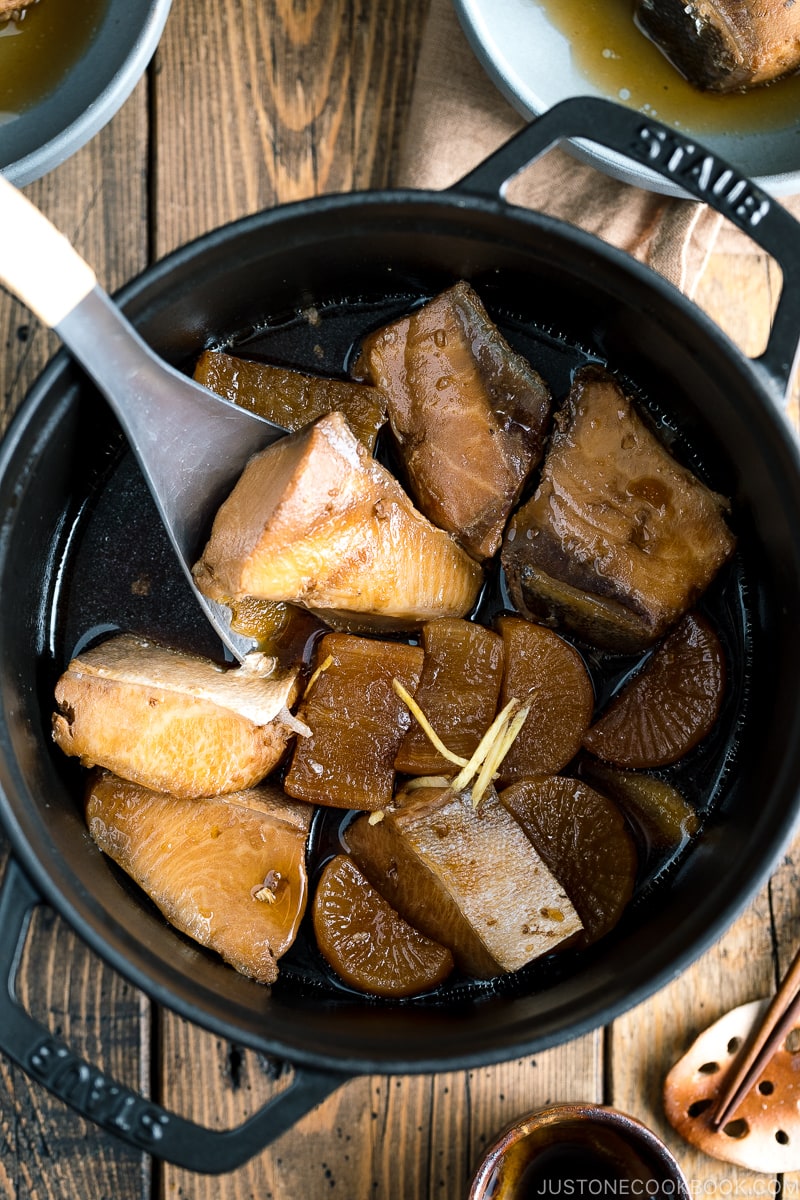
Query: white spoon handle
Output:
[[0, 173, 96, 327]]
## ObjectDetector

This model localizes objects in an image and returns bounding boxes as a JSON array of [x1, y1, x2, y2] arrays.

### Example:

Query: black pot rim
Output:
[[2, 187, 800, 1074]]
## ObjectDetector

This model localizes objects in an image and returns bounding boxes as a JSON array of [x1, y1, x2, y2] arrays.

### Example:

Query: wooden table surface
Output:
[[1, 2, 798, 1197]]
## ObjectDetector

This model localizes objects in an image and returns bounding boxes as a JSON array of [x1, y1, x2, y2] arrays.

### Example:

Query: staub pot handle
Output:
[[0, 859, 349, 1173], [451, 96, 800, 406]]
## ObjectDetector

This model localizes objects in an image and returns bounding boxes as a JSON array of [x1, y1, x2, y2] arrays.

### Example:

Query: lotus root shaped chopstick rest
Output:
[[664, 999, 800, 1172]]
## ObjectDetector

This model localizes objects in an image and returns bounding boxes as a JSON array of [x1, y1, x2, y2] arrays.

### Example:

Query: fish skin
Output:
[[360, 281, 552, 562], [347, 785, 583, 978], [634, 0, 800, 91], [86, 772, 312, 984], [502, 366, 736, 651], [53, 634, 300, 799]]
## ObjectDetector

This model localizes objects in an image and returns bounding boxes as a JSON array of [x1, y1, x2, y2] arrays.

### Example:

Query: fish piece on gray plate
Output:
[[634, 0, 800, 91]]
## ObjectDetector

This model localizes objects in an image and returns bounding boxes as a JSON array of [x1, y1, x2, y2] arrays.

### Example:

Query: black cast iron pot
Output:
[[2, 99, 800, 1174]]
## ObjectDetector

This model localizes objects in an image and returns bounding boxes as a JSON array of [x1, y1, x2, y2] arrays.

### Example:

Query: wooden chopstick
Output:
[[710, 944, 800, 1129]]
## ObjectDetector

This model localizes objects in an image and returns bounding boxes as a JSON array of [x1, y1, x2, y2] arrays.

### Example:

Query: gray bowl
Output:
[[1, 0, 172, 185], [452, 0, 800, 199]]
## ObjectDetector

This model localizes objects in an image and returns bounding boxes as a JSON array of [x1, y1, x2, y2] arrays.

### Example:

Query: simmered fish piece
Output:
[[86, 772, 312, 984], [502, 366, 735, 652], [53, 634, 300, 799], [193, 411, 482, 630], [358, 281, 552, 562], [347, 784, 582, 978], [0, 2, 35, 16], [634, 0, 800, 92], [194, 350, 387, 452]]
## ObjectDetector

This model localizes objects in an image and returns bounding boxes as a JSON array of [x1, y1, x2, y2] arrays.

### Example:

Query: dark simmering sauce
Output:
[[51, 292, 750, 1003]]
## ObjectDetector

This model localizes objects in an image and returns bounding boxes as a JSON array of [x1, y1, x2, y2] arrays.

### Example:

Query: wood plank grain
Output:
[[0, 83, 151, 1200], [610, 882, 778, 1198], [425, 1040, 602, 1198], [0, 84, 150, 430], [152, 0, 429, 257], [765, 833, 800, 1195], [158, 1024, 601, 1198], [0, 842, 152, 1200]]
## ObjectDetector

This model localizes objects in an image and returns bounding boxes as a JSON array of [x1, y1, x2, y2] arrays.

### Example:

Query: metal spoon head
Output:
[[57, 289, 287, 663]]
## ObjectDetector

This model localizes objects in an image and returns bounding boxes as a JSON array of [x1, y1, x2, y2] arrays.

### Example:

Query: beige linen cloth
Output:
[[394, 0, 797, 298]]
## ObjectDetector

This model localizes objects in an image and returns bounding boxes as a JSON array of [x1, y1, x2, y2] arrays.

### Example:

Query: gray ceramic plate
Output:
[[452, 0, 800, 198], [1, 0, 173, 186]]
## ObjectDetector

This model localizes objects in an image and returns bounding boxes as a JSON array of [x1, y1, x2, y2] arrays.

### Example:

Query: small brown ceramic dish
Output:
[[468, 1104, 690, 1200]]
